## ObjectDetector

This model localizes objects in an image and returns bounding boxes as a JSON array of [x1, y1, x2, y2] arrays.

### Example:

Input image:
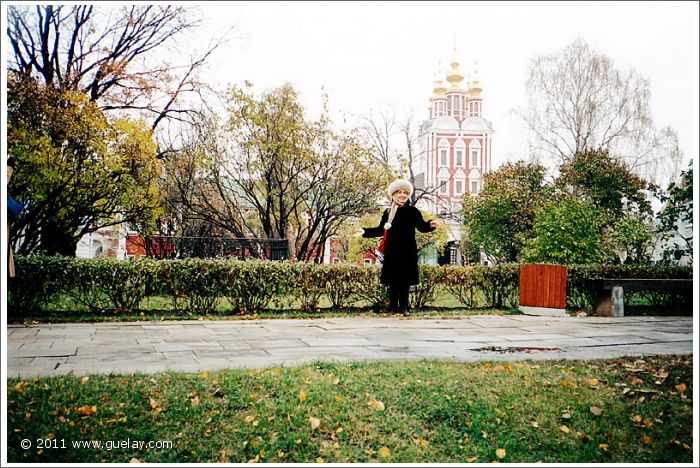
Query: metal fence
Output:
[[143, 236, 289, 260]]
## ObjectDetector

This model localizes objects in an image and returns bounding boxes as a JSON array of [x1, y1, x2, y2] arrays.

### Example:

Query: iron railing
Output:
[[143, 236, 289, 260]]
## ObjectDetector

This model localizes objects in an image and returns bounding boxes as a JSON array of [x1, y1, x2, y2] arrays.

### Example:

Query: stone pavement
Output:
[[5, 315, 694, 378]]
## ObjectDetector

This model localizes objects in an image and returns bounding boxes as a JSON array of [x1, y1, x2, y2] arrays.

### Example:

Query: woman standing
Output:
[[361, 179, 439, 316]]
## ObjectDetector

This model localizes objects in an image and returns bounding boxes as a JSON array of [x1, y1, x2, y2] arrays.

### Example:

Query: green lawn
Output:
[[7, 355, 692, 463]]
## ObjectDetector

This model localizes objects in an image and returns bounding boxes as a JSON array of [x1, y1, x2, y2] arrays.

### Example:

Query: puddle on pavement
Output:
[[473, 346, 564, 353]]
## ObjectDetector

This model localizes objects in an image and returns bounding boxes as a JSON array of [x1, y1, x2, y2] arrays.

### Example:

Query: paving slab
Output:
[[5, 315, 693, 377]]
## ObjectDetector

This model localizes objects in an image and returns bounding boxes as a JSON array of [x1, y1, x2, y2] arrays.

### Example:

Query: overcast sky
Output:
[[196, 0, 698, 174]]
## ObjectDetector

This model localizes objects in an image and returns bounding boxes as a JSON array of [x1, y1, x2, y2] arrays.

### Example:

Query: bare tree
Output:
[[158, 115, 246, 239], [521, 38, 682, 184], [358, 106, 398, 168], [292, 133, 388, 261], [7, 4, 231, 140], [359, 108, 454, 212]]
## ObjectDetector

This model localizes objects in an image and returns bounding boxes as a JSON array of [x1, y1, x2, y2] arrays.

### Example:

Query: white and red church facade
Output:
[[413, 52, 493, 227]]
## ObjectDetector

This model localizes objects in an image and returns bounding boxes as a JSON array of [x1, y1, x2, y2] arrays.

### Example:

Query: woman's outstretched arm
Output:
[[362, 210, 389, 238]]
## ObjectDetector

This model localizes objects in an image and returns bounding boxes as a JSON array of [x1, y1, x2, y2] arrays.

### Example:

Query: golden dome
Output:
[[468, 69, 482, 98], [431, 77, 447, 97], [445, 49, 465, 91], [429, 67, 447, 101]]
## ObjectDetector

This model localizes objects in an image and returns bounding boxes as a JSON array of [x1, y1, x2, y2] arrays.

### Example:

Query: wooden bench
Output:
[[591, 278, 693, 317]]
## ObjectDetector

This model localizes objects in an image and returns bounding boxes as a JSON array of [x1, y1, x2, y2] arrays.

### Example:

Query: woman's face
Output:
[[392, 189, 409, 205]]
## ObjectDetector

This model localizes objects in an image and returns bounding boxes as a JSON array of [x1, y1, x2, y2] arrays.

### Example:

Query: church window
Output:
[[471, 149, 479, 167], [455, 150, 464, 167], [440, 149, 448, 167], [439, 178, 449, 195], [455, 179, 464, 195], [471, 180, 479, 194]]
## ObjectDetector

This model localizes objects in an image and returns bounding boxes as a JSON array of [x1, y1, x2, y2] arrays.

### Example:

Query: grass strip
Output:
[[7, 355, 692, 463]]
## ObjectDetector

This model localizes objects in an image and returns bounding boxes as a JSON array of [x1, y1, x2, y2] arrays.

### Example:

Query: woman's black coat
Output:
[[362, 204, 435, 286]]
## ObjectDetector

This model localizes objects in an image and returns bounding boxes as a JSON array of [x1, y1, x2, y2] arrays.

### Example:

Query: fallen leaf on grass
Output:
[[560, 425, 570, 434], [642, 435, 651, 444], [561, 379, 578, 389], [76, 405, 97, 417], [316, 456, 325, 463], [588, 378, 600, 387], [495, 448, 506, 459], [299, 390, 307, 402], [378, 447, 390, 458], [599, 444, 609, 451], [628, 376, 644, 386], [367, 400, 385, 411], [149, 398, 162, 414], [309, 417, 321, 430], [414, 437, 429, 446], [675, 383, 687, 396], [590, 406, 602, 416]]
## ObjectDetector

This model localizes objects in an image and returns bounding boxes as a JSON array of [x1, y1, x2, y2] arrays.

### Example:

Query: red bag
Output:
[[378, 229, 387, 254]]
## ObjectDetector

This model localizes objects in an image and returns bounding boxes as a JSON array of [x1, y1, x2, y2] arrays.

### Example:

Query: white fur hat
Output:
[[387, 179, 413, 198]]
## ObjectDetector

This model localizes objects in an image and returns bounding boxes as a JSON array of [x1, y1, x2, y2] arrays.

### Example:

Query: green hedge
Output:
[[7, 255, 692, 317]]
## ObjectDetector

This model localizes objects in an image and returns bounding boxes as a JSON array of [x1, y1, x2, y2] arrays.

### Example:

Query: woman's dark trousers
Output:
[[389, 283, 410, 315]]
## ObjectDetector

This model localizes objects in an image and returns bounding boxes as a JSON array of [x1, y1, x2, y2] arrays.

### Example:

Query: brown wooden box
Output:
[[519, 264, 567, 310]]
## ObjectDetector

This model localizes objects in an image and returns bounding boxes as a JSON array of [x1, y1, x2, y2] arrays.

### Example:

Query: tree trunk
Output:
[[40, 226, 79, 256]]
